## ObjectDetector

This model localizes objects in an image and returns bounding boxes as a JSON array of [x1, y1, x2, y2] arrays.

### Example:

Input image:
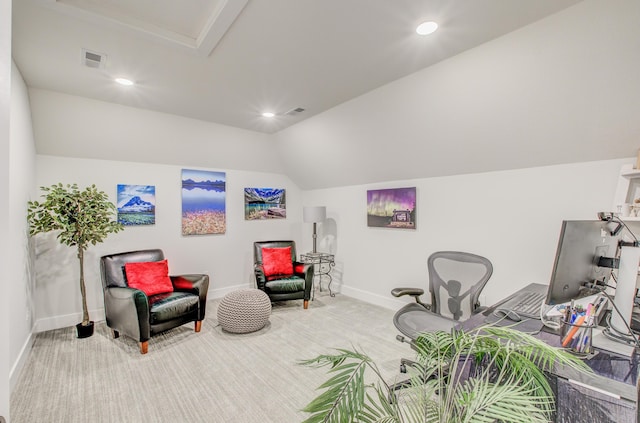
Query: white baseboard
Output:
[[10, 331, 34, 393], [33, 284, 253, 333], [32, 284, 401, 333], [207, 283, 252, 300], [34, 307, 105, 333], [340, 285, 406, 311]]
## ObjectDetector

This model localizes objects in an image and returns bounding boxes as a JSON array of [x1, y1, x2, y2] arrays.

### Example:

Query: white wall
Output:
[[34, 155, 304, 331], [276, 0, 640, 189], [35, 155, 631, 327], [8, 62, 36, 393], [28, 89, 281, 174], [26, 89, 304, 332], [0, 0, 11, 417], [304, 158, 629, 310]]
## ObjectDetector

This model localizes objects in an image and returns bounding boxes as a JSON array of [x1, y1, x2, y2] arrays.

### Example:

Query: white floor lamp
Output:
[[303, 206, 326, 253]]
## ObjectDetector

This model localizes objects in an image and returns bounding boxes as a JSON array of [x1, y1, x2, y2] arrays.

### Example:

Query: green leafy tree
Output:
[[27, 183, 124, 326], [301, 325, 591, 423]]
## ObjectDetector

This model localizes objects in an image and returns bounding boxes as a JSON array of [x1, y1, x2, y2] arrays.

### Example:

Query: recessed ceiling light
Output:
[[261, 112, 275, 118], [416, 21, 438, 36], [115, 77, 134, 86]]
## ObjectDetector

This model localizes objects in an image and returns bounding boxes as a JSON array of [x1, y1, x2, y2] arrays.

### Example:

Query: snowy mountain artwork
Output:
[[117, 184, 156, 225]]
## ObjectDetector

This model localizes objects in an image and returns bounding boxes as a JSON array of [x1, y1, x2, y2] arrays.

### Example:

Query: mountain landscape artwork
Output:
[[181, 169, 226, 235], [367, 187, 416, 229], [244, 188, 286, 220], [117, 184, 156, 226]]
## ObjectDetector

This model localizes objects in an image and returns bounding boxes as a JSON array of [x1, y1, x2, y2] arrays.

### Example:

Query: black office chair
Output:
[[391, 251, 493, 372]]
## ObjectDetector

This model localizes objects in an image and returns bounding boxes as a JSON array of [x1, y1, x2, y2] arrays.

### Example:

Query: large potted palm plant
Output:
[[27, 183, 123, 338], [301, 325, 590, 423]]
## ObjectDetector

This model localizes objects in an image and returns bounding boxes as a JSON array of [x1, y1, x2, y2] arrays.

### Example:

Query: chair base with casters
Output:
[[100, 249, 209, 354], [253, 240, 314, 309], [388, 334, 453, 403], [388, 299, 460, 400], [390, 251, 493, 395]]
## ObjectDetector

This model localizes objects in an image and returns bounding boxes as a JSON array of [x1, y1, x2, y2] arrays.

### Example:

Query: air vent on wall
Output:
[[285, 107, 306, 116], [82, 48, 106, 69]]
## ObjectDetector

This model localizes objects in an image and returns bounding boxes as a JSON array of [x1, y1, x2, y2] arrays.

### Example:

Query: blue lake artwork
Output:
[[181, 169, 226, 235]]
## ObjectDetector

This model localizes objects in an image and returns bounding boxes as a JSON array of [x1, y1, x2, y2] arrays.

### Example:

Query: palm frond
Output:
[[455, 377, 552, 423], [301, 326, 593, 423], [300, 348, 378, 423], [359, 390, 401, 423]]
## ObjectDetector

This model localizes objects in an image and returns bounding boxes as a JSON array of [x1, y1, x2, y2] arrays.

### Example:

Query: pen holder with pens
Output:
[[560, 317, 596, 357]]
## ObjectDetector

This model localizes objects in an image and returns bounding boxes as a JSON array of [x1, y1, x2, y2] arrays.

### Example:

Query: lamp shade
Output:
[[303, 206, 326, 223]]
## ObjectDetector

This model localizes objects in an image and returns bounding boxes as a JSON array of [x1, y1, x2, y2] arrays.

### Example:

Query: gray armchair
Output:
[[253, 240, 313, 309], [392, 251, 493, 339], [388, 251, 493, 396], [100, 249, 209, 354]]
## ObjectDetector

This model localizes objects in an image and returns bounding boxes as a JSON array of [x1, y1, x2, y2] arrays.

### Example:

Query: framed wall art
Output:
[[367, 187, 416, 229], [117, 184, 156, 226], [244, 188, 286, 220], [181, 169, 226, 235]]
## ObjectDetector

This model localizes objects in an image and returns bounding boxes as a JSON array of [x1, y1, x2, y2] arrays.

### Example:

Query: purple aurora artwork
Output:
[[367, 187, 416, 229]]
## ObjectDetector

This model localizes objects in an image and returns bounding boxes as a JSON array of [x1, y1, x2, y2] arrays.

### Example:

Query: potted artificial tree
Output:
[[27, 183, 123, 338]]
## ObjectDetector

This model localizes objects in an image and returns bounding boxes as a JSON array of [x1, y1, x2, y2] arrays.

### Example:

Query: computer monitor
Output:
[[545, 220, 640, 305]]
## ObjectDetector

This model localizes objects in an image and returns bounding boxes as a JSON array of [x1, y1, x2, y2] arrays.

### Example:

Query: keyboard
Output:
[[502, 291, 547, 319]]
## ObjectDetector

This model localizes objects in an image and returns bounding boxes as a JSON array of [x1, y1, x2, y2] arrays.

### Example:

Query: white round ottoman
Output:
[[217, 289, 272, 333]]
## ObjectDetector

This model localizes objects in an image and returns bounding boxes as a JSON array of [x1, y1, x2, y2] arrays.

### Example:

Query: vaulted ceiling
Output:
[[13, 0, 582, 134]]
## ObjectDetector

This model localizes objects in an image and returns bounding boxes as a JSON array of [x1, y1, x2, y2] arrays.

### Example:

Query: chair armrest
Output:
[[391, 287, 425, 298], [171, 274, 209, 320], [171, 274, 209, 293], [254, 265, 267, 290], [391, 287, 431, 310], [103, 286, 150, 341], [294, 261, 314, 300]]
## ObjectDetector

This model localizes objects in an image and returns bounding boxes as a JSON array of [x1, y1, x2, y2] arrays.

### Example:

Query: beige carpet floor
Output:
[[10, 293, 409, 422]]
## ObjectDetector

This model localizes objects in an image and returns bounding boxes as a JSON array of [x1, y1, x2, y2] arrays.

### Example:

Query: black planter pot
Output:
[[75, 321, 94, 338]]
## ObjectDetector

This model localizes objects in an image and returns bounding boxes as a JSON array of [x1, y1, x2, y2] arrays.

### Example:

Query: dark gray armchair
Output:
[[100, 249, 209, 354], [392, 251, 493, 339], [253, 240, 313, 309], [388, 251, 493, 396]]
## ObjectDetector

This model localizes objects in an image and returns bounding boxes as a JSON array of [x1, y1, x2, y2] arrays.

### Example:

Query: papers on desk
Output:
[[544, 294, 605, 318]]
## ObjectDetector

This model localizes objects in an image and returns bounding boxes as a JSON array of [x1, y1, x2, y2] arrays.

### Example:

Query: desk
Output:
[[300, 252, 335, 297], [465, 283, 639, 422]]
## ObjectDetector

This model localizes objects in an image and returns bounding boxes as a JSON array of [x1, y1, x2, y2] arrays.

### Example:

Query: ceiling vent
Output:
[[285, 107, 306, 116], [82, 49, 106, 69]]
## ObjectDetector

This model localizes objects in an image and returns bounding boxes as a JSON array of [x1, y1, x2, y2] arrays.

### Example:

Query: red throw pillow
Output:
[[125, 259, 174, 296], [261, 247, 294, 277]]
